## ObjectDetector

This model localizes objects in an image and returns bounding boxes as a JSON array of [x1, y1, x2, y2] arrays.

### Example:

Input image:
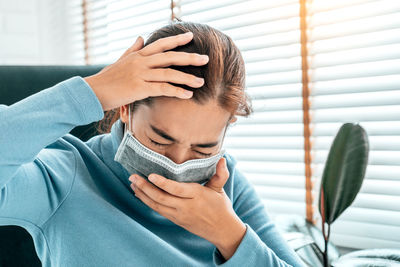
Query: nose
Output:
[[165, 146, 190, 164]]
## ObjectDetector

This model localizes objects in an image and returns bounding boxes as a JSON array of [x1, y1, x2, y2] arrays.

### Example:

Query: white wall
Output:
[[0, 0, 84, 65]]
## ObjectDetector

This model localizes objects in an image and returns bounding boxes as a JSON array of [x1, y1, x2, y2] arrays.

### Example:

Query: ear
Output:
[[120, 105, 129, 124]]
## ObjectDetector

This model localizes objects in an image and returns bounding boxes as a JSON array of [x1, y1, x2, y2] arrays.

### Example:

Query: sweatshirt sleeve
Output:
[[0, 76, 104, 225], [212, 155, 305, 267]]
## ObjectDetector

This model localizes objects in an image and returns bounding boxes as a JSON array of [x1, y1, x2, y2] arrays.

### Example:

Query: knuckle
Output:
[[152, 202, 160, 211], [158, 195, 167, 203], [165, 51, 174, 58], [178, 220, 188, 228], [153, 39, 162, 47], [176, 210, 186, 221], [160, 82, 169, 94], [196, 188, 205, 200], [185, 199, 194, 210], [158, 179, 166, 188], [193, 183, 203, 192], [224, 168, 230, 178], [159, 41, 169, 51], [161, 68, 170, 78], [178, 87, 187, 96], [137, 55, 147, 65], [134, 52, 143, 60], [170, 214, 178, 222], [190, 53, 199, 61], [174, 200, 183, 210], [150, 205, 157, 212], [194, 201, 203, 212], [174, 38, 181, 46], [174, 186, 184, 196], [180, 212, 191, 224], [135, 179, 143, 187]]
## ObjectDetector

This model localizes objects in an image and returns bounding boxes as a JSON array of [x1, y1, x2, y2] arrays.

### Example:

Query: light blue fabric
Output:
[[0, 76, 304, 267]]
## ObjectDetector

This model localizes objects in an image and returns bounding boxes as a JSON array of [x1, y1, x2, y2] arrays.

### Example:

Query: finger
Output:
[[148, 173, 197, 198], [205, 158, 230, 192], [139, 31, 194, 56], [147, 51, 209, 68], [143, 68, 204, 88], [130, 174, 183, 208], [133, 186, 177, 218], [145, 81, 194, 99], [119, 36, 144, 60]]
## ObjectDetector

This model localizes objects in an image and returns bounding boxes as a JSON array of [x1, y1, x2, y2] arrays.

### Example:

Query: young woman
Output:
[[0, 22, 304, 266]]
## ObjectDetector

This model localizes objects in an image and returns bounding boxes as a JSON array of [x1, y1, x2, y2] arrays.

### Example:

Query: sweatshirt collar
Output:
[[109, 119, 131, 187], [107, 118, 176, 224], [110, 119, 125, 156]]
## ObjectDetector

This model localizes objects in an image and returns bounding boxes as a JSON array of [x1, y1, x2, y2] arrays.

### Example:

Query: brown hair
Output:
[[97, 21, 252, 133]]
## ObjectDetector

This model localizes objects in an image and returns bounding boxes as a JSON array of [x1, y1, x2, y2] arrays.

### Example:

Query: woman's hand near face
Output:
[[128, 158, 247, 261], [84, 32, 209, 111]]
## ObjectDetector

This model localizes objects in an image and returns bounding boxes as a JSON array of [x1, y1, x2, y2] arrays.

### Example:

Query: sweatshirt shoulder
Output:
[[222, 151, 246, 192], [223, 151, 238, 169], [223, 151, 254, 200]]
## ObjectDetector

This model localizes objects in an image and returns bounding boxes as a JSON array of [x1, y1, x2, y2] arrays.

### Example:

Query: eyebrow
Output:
[[150, 124, 219, 148]]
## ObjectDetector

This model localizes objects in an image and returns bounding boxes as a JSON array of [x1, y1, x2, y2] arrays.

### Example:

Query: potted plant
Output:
[[318, 123, 369, 267], [278, 123, 400, 266]]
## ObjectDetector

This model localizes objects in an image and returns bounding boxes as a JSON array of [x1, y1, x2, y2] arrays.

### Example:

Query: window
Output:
[[70, 0, 172, 64], [181, 0, 307, 217], [308, 0, 400, 249], [182, 0, 400, 250], [74, 0, 400, 249]]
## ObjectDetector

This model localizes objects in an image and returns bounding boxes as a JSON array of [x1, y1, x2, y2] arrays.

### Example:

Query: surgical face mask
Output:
[[114, 105, 226, 184]]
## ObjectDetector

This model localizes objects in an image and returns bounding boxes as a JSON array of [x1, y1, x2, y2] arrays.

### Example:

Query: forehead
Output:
[[138, 97, 231, 142]]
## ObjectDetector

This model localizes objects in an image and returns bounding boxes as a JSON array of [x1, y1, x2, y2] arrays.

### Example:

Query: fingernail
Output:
[[148, 174, 158, 183], [196, 77, 204, 85], [183, 31, 193, 37], [183, 90, 193, 97], [129, 175, 136, 183], [200, 55, 209, 63]]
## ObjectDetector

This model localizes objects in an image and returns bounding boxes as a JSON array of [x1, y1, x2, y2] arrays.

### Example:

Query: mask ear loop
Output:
[[128, 104, 131, 133], [219, 120, 230, 151]]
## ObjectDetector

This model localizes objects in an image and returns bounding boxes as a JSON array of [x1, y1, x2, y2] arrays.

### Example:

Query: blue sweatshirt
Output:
[[0, 77, 304, 267]]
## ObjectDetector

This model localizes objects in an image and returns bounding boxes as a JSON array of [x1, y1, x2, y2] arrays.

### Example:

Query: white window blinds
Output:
[[308, 0, 400, 249], [70, 0, 400, 250], [80, 0, 172, 64], [65, 0, 86, 65], [180, 0, 400, 250], [180, 0, 307, 217], [40, 0, 86, 64]]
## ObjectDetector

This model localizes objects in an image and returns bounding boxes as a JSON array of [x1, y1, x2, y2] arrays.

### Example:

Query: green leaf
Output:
[[318, 123, 369, 224]]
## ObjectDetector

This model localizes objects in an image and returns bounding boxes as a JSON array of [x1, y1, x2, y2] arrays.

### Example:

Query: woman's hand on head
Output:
[[84, 32, 209, 111]]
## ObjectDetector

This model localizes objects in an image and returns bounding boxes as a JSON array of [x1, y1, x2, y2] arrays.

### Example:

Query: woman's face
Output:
[[120, 97, 236, 164]]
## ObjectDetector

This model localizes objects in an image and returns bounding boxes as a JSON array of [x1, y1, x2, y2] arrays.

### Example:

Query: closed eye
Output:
[[150, 139, 169, 147], [196, 151, 212, 157], [150, 139, 212, 158]]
